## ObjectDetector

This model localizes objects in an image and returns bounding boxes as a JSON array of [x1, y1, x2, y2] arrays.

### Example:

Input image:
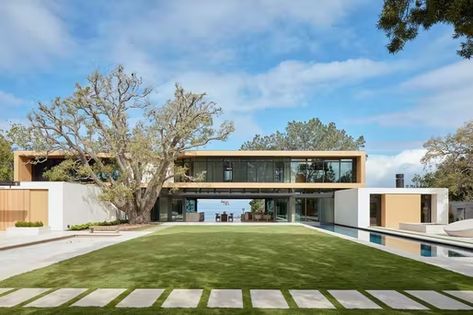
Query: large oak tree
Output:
[[12, 66, 234, 223], [378, 0, 473, 58]]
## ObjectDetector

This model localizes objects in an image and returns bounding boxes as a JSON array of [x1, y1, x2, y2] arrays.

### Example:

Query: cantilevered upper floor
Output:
[[14, 150, 366, 189]]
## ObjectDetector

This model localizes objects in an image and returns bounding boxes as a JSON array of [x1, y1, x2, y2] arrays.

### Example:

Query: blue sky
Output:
[[1, 0, 472, 187]]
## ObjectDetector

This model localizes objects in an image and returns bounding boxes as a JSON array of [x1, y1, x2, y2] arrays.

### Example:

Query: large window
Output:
[[421, 194, 432, 223], [174, 157, 357, 183]]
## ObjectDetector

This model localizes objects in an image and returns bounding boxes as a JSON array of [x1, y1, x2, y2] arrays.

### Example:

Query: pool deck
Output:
[[304, 224, 473, 277]]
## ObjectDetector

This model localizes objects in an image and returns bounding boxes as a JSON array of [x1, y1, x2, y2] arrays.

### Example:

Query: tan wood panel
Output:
[[381, 194, 421, 229], [28, 190, 48, 225], [0, 190, 30, 211]]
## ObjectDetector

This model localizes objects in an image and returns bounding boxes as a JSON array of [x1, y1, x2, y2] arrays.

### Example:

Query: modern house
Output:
[[0, 150, 449, 230]]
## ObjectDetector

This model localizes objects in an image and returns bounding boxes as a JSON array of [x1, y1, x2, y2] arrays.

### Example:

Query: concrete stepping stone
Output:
[[328, 290, 381, 309], [367, 290, 427, 310], [0, 288, 49, 307], [162, 289, 203, 308], [208, 289, 243, 308], [444, 291, 473, 304], [116, 289, 164, 308], [26, 288, 87, 308], [71, 288, 126, 307], [250, 290, 289, 309], [0, 289, 13, 296], [406, 290, 472, 310], [289, 290, 335, 309]]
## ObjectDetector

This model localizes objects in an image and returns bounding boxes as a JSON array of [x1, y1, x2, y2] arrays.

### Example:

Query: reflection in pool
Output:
[[317, 224, 473, 258]]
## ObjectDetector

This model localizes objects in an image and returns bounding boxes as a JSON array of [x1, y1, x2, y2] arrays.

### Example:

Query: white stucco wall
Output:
[[334, 187, 449, 228], [334, 189, 359, 227], [16, 182, 120, 230]]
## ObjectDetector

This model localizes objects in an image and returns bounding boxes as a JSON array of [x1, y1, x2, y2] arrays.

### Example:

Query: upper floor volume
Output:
[[14, 150, 366, 189]]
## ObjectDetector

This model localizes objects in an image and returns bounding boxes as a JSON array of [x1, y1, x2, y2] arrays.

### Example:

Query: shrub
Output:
[[15, 221, 43, 227], [69, 219, 128, 230]]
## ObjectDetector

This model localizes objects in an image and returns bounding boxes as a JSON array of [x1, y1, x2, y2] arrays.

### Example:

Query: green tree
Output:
[[11, 66, 234, 223], [0, 132, 13, 181], [241, 118, 365, 150], [378, 0, 473, 59], [249, 199, 265, 214], [414, 120, 473, 200]]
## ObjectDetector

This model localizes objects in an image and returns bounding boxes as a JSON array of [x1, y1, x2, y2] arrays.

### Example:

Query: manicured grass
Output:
[[0, 225, 472, 314]]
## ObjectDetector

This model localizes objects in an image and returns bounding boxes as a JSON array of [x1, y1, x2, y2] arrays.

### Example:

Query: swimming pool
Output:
[[316, 224, 473, 258]]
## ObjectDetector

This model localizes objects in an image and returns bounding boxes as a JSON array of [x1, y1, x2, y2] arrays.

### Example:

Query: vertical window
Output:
[[248, 161, 257, 182], [340, 159, 354, 183], [223, 160, 233, 182], [306, 159, 324, 182], [370, 194, 382, 226], [291, 159, 307, 182], [274, 161, 284, 182], [324, 160, 340, 183], [421, 194, 432, 223]]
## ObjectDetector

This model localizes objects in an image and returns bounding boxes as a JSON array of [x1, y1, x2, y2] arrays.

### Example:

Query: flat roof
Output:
[[15, 150, 366, 158]]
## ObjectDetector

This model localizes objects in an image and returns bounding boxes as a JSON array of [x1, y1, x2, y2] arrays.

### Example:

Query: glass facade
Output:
[[175, 157, 357, 183]]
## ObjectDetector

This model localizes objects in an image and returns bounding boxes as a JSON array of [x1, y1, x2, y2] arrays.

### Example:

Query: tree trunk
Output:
[[127, 207, 151, 224]]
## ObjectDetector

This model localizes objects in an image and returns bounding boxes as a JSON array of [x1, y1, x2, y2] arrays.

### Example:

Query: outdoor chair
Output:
[[215, 213, 220, 222], [229, 213, 234, 222]]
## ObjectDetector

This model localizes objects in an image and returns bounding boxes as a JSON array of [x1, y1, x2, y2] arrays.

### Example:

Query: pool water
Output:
[[317, 224, 473, 258]]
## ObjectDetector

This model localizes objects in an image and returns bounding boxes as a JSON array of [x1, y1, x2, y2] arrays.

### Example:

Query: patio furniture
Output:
[[254, 214, 262, 221], [262, 214, 271, 222], [221, 212, 228, 222], [229, 213, 234, 222], [215, 213, 220, 222], [444, 219, 473, 237], [186, 212, 205, 222]]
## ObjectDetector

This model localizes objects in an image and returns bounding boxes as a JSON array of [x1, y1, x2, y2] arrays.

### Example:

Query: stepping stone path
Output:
[[406, 290, 473, 310], [208, 289, 243, 308], [328, 290, 381, 309], [367, 290, 427, 310], [116, 289, 164, 308], [72, 288, 126, 307], [250, 289, 289, 309], [289, 290, 335, 309], [1, 287, 472, 310], [444, 291, 473, 304], [0, 288, 49, 307], [26, 288, 87, 308], [0, 289, 12, 296], [161, 289, 203, 308]]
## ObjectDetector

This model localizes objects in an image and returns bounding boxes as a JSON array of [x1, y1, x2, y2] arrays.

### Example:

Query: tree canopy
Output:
[[240, 118, 365, 151], [0, 132, 13, 181], [378, 0, 473, 59], [11, 66, 234, 223], [413, 120, 473, 200]]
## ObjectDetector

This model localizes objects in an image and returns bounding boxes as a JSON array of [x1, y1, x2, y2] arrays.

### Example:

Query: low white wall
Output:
[[61, 183, 120, 230], [18, 182, 121, 230], [334, 189, 359, 227]]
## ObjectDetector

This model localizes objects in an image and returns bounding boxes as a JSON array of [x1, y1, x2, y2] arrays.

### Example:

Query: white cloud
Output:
[[366, 149, 426, 187], [0, 91, 27, 107], [358, 60, 473, 128], [158, 58, 395, 113], [0, 1, 73, 71]]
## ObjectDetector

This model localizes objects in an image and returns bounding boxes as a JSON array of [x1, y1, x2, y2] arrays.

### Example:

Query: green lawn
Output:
[[1, 225, 472, 315]]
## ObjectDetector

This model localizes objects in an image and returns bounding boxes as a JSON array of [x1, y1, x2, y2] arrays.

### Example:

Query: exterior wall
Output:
[[334, 189, 360, 227], [12, 182, 121, 230], [0, 189, 48, 230], [381, 194, 420, 229], [334, 188, 449, 228]]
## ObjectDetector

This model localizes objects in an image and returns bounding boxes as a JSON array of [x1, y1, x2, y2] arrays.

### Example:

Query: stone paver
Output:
[[406, 290, 472, 310], [250, 290, 289, 309], [208, 289, 243, 308], [116, 289, 164, 308], [26, 288, 87, 308], [162, 289, 203, 308], [0, 288, 49, 307], [289, 290, 335, 309], [71, 289, 126, 307], [444, 291, 473, 304], [367, 290, 427, 310], [328, 290, 381, 309], [0, 289, 13, 296]]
